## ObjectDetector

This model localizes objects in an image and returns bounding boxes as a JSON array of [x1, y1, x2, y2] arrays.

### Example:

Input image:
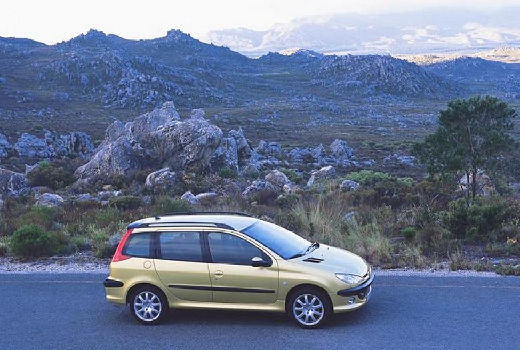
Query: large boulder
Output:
[[0, 133, 12, 158], [75, 103, 223, 184], [0, 168, 29, 197], [242, 180, 279, 200], [288, 144, 325, 165], [229, 127, 252, 165], [265, 169, 291, 189], [307, 165, 335, 187], [383, 153, 416, 167], [35, 193, 64, 207], [145, 168, 177, 193], [330, 139, 354, 166], [255, 140, 283, 158], [340, 179, 360, 191]]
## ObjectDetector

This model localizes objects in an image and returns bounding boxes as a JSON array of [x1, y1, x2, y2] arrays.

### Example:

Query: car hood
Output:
[[293, 244, 369, 276]]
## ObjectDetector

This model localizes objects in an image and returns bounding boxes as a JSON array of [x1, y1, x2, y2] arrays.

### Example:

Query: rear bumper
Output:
[[104, 277, 126, 304]]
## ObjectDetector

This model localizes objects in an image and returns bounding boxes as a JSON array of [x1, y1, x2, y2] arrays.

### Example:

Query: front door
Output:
[[205, 232, 279, 304], [154, 231, 212, 302]]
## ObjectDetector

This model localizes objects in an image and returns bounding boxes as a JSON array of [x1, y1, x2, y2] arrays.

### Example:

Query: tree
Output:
[[413, 96, 517, 200]]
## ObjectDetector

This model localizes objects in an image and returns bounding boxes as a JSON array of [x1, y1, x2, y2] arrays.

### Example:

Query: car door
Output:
[[205, 231, 279, 304], [154, 231, 212, 302]]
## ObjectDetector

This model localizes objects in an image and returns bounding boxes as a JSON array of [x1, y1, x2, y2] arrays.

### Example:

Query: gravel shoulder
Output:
[[0, 253, 509, 277]]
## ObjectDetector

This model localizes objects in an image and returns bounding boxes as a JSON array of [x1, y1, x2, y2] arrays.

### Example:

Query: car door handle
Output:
[[214, 270, 224, 278]]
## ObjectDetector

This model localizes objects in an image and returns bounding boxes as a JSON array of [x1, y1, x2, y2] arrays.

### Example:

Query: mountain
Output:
[[206, 7, 520, 57], [0, 28, 518, 141]]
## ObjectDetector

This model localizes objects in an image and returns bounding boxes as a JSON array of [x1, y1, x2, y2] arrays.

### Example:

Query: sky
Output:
[[1, 0, 519, 44]]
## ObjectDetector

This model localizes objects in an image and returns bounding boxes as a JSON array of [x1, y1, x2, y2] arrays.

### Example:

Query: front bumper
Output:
[[333, 274, 374, 313]]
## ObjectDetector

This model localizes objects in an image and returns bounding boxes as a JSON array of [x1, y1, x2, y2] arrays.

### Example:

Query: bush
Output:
[[342, 218, 392, 265], [218, 166, 238, 179], [10, 224, 57, 257], [27, 160, 75, 190], [108, 196, 142, 210], [401, 226, 417, 242], [443, 196, 519, 242], [152, 196, 191, 214], [279, 168, 303, 184], [275, 193, 301, 208], [345, 170, 391, 186], [94, 208, 121, 227], [17, 206, 61, 231]]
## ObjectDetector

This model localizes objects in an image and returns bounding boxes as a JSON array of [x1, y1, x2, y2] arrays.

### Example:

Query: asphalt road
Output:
[[1, 273, 519, 350]]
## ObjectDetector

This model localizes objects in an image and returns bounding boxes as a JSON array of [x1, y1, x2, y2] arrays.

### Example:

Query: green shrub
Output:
[[401, 226, 417, 242], [345, 170, 391, 186], [152, 196, 191, 214], [275, 193, 301, 208], [27, 160, 75, 190], [280, 168, 303, 183], [342, 218, 392, 265], [218, 166, 238, 179], [91, 229, 112, 258], [275, 210, 304, 233], [10, 224, 57, 257], [17, 206, 61, 231], [108, 196, 141, 210], [94, 208, 121, 227], [443, 196, 518, 242]]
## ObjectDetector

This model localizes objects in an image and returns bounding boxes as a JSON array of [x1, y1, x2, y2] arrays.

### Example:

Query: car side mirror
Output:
[[251, 256, 271, 267]]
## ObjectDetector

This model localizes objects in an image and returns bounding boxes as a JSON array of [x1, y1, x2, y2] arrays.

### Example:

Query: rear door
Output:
[[154, 231, 212, 302], [205, 231, 279, 304]]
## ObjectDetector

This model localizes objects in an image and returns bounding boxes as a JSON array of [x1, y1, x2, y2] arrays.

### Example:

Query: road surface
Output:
[[0, 273, 519, 350]]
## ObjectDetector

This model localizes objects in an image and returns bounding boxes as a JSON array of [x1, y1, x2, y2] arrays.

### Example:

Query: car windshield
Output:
[[241, 220, 311, 260]]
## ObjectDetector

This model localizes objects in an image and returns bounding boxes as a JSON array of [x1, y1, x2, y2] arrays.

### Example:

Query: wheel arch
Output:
[[125, 282, 169, 305], [284, 283, 332, 313]]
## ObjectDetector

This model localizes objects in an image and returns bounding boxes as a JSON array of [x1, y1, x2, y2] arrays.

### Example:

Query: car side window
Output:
[[123, 233, 152, 258], [159, 231, 203, 262], [207, 232, 268, 265]]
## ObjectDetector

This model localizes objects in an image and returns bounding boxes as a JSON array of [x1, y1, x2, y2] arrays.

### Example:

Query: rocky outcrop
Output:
[[0, 133, 12, 158], [14, 131, 94, 160], [181, 191, 218, 205], [458, 170, 496, 197], [145, 168, 177, 193], [242, 180, 278, 199], [75, 102, 222, 184], [265, 169, 291, 189], [288, 144, 325, 165], [383, 154, 416, 167], [330, 139, 354, 166], [35, 193, 64, 207], [0, 168, 29, 197]]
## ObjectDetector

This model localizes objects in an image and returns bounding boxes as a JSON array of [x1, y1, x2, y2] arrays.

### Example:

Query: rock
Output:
[[195, 192, 218, 204], [0, 168, 29, 197], [74, 193, 99, 203], [458, 170, 496, 197], [145, 168, 177, 193], [265, 169, 290, 189], [141, 195, 152, 206], [76, 103, 222, 184], [30, 186, 53, 195], [97, 190, 123, 201], [342, 211, 357, 223], [307, 165, 335, 187], [108, 232, 124, 250], [330, 139, 354, 166], [255, 140, 283, 158], [242, 180, 279, 199], [0, 198, 4, 211], [181, 190, 199, 204], [35, 193, 64, 207], [240, 163, 260, 177], [210, 137, 238, 172], [283, 183, 301, 194], [229, 127, 252, 165], [14, 131, 94, 160], [330, 139, 353, 158], [0, 133, 12, 158], [340, 179, 360, 191], [288, 144, 325, 165], [383, 153, 416, 167], [189, 108, 206, 120]]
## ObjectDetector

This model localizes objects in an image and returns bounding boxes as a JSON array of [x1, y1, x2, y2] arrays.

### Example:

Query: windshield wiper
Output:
[[288, 242, 320, 259]]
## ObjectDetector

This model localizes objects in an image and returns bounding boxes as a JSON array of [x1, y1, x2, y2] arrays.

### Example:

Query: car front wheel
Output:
[[129, 286, 167, 325], [288, 287, 332, 329]]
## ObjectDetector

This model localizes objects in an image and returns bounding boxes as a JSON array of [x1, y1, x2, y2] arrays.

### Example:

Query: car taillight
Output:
[[111, 228, 133, 262]]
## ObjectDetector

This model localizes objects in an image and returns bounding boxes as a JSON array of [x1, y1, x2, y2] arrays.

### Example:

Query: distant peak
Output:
[[278, 48, 323, 58], [165, 29, 192, 41]]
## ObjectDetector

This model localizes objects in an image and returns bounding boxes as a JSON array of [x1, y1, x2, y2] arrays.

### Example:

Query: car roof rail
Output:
[[153, 211, 252, 219]]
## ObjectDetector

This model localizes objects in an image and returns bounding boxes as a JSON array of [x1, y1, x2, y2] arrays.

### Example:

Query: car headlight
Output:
[[335, 273, 364, 285]]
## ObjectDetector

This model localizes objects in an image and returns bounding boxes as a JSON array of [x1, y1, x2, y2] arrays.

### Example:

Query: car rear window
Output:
[[159, 232, 203, 262], [123, 233, 152, 258]]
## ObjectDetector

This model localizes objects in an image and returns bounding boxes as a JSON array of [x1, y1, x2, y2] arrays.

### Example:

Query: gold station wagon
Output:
[[104, 212, 373, 328]]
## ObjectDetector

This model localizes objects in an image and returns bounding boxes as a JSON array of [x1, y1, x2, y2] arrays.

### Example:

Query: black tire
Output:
[[287, 287, 332, 329], [129, 285, 168, 325]]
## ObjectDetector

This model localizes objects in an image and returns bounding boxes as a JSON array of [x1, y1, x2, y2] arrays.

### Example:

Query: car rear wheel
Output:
[[129, 286, 167, 325], [288, 287, 331, 329]]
